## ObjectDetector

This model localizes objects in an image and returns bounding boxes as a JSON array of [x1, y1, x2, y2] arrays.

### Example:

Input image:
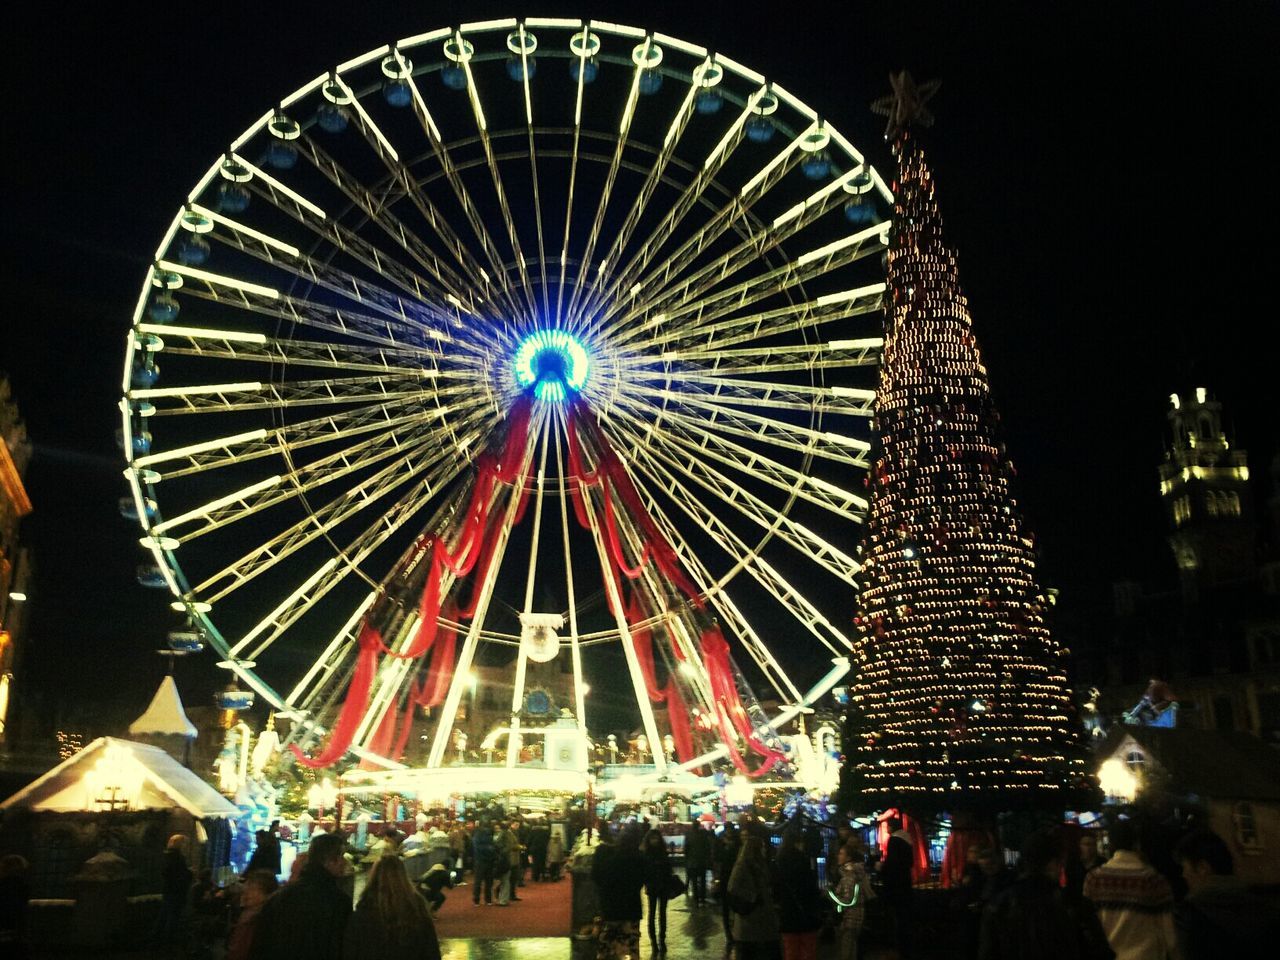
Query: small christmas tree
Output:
[[843, 74, 1088, 813]]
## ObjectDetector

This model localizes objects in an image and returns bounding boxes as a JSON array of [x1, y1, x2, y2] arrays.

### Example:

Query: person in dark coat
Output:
[[775, 830, 825, 960], [1174, 829, 1278, 960], [471, 821, 497, 905], [226, 870, 277, 960], [685, 819, 713, 905], [528, 821, 551, 882], [343, 855, 441, 960], [245, 830, 282, 878], [715, 823, 743, 946], [155, 833, 193, 945], [877, 817, 914, 955], [642, 829, 673, 952], [592, 826, 646, 960], [249, 833, 351, 960], [0, 854, 31, 960], [979, 830, 1112, 960], [418, 862, 454, 914]]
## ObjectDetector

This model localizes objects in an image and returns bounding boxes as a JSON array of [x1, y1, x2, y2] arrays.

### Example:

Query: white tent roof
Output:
[[1, 737, 238, 818], [129, 675, 197, 738]]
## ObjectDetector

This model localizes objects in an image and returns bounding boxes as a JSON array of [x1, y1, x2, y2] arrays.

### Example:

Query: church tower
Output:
[[1159, 388, 1254, 598]]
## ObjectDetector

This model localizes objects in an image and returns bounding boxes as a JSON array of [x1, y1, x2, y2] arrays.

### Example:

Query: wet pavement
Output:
[[440, 895, 729, 959]]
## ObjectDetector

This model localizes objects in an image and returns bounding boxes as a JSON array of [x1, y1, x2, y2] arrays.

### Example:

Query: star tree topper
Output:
[[871, 71, 941, 139]]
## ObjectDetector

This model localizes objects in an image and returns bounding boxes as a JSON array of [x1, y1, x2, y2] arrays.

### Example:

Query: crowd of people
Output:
[[0, 807, 1274, 960]]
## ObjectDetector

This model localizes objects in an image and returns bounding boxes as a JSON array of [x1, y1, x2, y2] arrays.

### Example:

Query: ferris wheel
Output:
[[118, 17, 891, 790]]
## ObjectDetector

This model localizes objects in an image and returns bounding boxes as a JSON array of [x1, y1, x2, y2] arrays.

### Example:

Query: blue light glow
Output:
[[513, 330, 589, 402]]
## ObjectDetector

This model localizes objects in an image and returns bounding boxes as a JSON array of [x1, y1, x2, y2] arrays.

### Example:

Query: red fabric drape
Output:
[[701, 627, 787, 776], [941, 825, 998, 889], [663, 678, 694, 764], [877, 811, 932, 884], [290, 623, 383, 768], [295, 400, 533, 768], [359, 696, 400, 771]]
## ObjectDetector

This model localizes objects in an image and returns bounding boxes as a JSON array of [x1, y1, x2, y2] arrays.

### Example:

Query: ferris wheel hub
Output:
[[513, 329, 590, 402]]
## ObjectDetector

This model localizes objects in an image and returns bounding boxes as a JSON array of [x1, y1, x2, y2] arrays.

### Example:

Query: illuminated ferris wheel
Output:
[[118, 18, 891, 790]]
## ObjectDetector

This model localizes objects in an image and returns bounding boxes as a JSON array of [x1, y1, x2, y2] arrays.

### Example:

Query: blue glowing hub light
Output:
[[513, 330, 590, 402]]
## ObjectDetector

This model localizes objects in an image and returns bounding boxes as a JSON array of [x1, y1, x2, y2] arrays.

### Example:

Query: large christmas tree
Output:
[[845, 74, 1086, 812]]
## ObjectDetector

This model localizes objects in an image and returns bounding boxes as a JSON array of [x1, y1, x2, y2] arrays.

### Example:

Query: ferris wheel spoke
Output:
[[596, 423, 812, 700], [457, 37, 539, 320], [625, 165, 878, 325], [628, 338, 881, 377], [612, 414, 861, 582], [614, 391, 869, 471], [291, 131, 483, 312], [580, 89, 771, 340], [607, 401, 863, 578], [135, 394, 476, 481], [610, 400, 868, 521], [223, 452, 477, 663], [321, 73, 520, 319], [143, 327, 458, 377], [604, 417, 851, 659], [233, 154, 499, 344], [197, 414, 487, 606], [131, 374, 458, 417], [152, 415, 478, 544], [612, 220, 889, 351], [194, 201, 470, 341], [563, 75, 700, 333], [509, 24, 551, 318], [638, 374, 876, 418], [561, 47, 648, 326], [164, 260, 455, 355], [552, 27, 593, 326], [639, 285, 886, 353], [285, 592, 378, 714], [399, 69, 527, 321]]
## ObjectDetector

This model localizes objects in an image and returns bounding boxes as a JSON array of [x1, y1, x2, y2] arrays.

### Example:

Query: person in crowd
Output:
[[155, 833, 193, 945], [643, 828, 673, 952], [0, 854, 31, 960], [400, 822, 429, 857], [546, 826, 566, 881], [1065, 833, 1106, 902], [1083, 820, 1175, 960], [418, 861, 454, 914], [979, 830, 1112, 960], [449, 820, 467, 880], [494, 821, 520, 904], [368, 827, 405, 863], [592, 826, 647, 960], [529, 819, 551, 882], [471, 820, 497, 905], [715, 822, 744, 946], [830, 840, 874, 960], [955, 846, 1013, 958], [516, 817, 532, 887], [877, 818, 914, 956], [249, 833, 352, 960], [226, 870, 277, 960], [343, 854, 441, 960], [685, 818, 713, 906], [245, 830, 282, 878], [729, 832, 781, 960], [286, 852, 309, 885], [508, 821, 526, 899], [188, 867, 229, 954], [776, 829, 825, 960], [427, 821, 452, 869], [1174, 829, 1277, 960]]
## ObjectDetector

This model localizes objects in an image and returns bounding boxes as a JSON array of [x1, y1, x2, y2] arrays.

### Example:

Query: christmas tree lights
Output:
[[845, 81, 1088, 812]]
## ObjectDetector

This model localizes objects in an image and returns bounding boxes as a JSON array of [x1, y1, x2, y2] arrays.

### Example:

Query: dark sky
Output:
[[3, 0, 1277, 734]]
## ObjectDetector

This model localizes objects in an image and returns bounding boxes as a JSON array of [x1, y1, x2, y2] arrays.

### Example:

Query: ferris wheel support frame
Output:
[[571, 412, 669, 774], [506, 416, 553, 769], [553, 418, 590, 743], [425, 409, 543, 769]]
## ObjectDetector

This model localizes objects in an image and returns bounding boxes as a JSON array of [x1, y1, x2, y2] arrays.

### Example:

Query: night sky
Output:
[[3, 1, 1276, 736]]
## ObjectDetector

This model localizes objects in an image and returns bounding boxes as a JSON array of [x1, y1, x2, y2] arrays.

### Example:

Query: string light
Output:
[[845, 129, 1088, 809]]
